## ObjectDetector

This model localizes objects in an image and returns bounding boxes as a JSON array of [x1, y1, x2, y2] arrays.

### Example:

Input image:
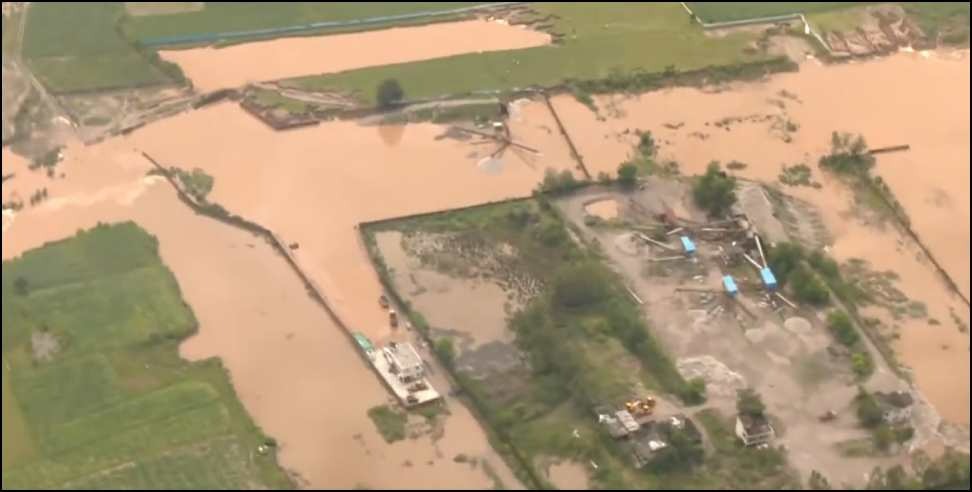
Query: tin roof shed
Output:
[[760, 267, 778, 290]]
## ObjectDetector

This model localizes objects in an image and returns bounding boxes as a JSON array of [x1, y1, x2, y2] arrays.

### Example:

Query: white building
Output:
[[382, 342, 425, 383]]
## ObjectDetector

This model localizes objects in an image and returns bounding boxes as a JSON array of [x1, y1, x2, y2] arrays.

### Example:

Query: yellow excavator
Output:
[[624, 396, 657, 416]]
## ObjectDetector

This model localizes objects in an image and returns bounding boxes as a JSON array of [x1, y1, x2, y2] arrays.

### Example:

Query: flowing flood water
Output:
[[2, 135, 530, 488], [551, 50, 971, 426], [160, 19, 551, 92]]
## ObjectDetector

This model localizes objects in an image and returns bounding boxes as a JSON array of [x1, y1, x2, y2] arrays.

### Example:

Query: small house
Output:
[[383, 342, 425, 383], [723, 275, 739, 297], [760, 267, 778, 291], [680, 236, 697, 256], [735, 414, 775, 447]]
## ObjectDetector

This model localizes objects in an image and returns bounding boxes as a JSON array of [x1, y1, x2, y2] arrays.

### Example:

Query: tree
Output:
[[692, 161, 737, 217], [617, 162, 638, 188], [376, 78, 404, 109], [597, 171, 612, 184], [767, 242, 805, 287], [791, 266, 830, 306], [553, 262, 611, 308], [647, 426, 704, 473], [827, 310, 859, 347], [852, 351, 874, 378], [820, 131, 875, 176], [14, 276, 29, 296], [808, 470, 832, 490], [855, 387, 884, 428], [435, 337, 456, 367], [683, 377, 707, 406], [637, 131, 656, 157], [736, 388, 766, 419]]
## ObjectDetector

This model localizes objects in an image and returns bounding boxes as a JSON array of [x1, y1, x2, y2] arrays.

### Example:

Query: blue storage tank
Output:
[[722, 275, 739, 297], [680, 236, 696, 256], [760, 267, 778, 291]]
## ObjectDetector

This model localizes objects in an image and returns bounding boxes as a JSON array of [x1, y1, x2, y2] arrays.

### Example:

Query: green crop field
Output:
[[287, 3, 770, 105], [122, 2, 481, 42], [22, 2, 173, 93], [687, 3, 867, 23], [1, 222, 292, 490]]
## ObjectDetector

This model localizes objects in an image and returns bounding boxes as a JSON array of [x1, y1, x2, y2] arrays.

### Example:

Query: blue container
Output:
[[760, 267, 778, 291], [680, 236, 697, 255], [723, 275, 739, 297]]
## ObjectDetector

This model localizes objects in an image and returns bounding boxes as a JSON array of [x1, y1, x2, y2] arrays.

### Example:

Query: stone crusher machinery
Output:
[[625, 396, 657, 417]]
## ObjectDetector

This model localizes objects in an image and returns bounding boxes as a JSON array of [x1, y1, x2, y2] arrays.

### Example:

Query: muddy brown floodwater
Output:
[[160, 20, 551, 92], [551, 50, 971, 426], [2, 136, 529, 488]]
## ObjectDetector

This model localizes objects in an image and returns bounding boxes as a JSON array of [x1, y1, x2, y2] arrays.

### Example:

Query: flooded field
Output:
[[551, 50, 971, 426], [2, 139, 524, 488], [128, 98, 574, 347], [160, 19, 551, 92]]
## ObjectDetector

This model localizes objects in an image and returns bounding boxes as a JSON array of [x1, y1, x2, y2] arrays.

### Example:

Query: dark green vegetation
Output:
[[688, 3, 866, 23], [778, 164, 815, 187], [23, 3, 180, 92], [854, 388, 914, 453], [694, 409, 798, 489], [366, 405, 407, 443], [537, 168, 581, 195], [618, 131, 679, 180], [364, 198, 802, 489], [290, 3, 779, 105], [1, 223, 291, 489], [767, 242, 876, 378], [376, 78, 405, 109], [171, 167, 214, 202], [692, 161, 737, 217], [122, 3, 479, 43], [735, 388, 766, 419], [903, 2, 971, 45]]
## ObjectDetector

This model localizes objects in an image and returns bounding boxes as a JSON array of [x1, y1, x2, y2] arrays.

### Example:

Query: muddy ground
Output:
[[553, 182, 948, 488]]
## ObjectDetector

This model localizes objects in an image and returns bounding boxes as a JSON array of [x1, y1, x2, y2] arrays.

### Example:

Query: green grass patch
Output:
[[688, 3, 867, 23], [171, 167, 214, 202], [1, 222, 292, 489], [23, 2, 174, 92], [289, 3, 778, 105], [806, 8, 868, 34], [903, 2, 971, 43], [123, 3, 480, 43], [367, 405, 407, 443]]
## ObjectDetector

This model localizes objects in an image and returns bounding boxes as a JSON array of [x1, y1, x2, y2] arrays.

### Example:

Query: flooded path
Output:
[[160, 19, 551, 92], [584, 198, 619, 220], [551, 50, 970, 426], [2, 135, 530, 488]]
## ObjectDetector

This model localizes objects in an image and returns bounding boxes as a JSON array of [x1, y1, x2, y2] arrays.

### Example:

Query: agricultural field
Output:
[[903, 2, 971, 43], [287, 3, 770, 105], [22, 2, 175, 93], [1, 223, 292, 489], [122, 2, 482, 43], [364, 196, 801, 489], [687, 3, 868, 23]]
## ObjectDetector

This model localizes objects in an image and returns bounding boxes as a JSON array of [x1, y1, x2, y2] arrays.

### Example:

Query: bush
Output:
[[683, 377, 707, 405], [637, 131, 656, 157], [819, 132, 874, 176], [791, 267, 830, 306], [736, 388, 766, 419], [535, 219, 568, 247], [376, 78, 405, 109], [827, 310, 859, 347], [435, 337, 456, 367], [808, 470, 832, 490], [874, 424, 895, 451], [855, 388, 883, 428], [597, 171, 612, 184], [539, 168, 579, 194], [14, 276, 29, 296], [367, 405, 407, 443], [767, 242, 805, 287], [553, 262, 611, 308], [692, 161, 737, 217], [852, 351, 874, 379], [617, 162, 638, 188]]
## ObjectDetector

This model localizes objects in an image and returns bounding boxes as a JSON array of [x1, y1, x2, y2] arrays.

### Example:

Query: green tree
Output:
[[435, 337, 456, 367], [736, 388, 766, 419], [791, 266, 830, 306], [692, 161, 737, 217], [820, 131, 875, 176], [767, 242, 805, 287], [683, 377, 707, 406], [637, 131, 656, 157], [617, 162, 638, 188], [827, 310, 859, 347], [376, 78, 405, 109], [553, 262, 611, 308], [14, 276, 29, 296], [852, 351, 874, 378], [855, 387, 884, 428]]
